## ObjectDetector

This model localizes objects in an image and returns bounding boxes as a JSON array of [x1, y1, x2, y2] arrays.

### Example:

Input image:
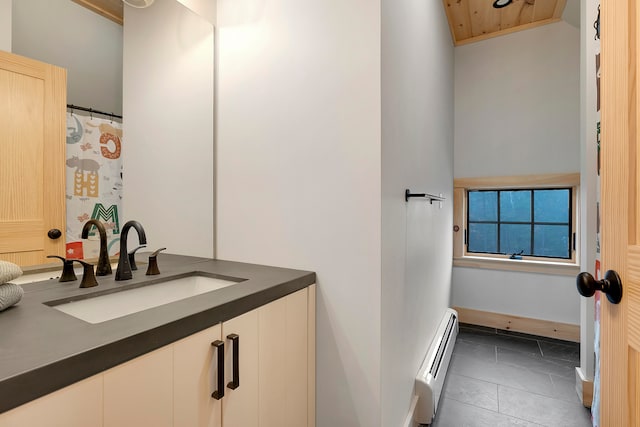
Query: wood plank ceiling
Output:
[[443, 0, 568, 46], [72, 0, 123, 25], [73, 0, 567, 42]]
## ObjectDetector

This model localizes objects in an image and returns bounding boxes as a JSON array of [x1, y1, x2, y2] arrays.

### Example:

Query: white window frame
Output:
[[453, 173, 580, 276]]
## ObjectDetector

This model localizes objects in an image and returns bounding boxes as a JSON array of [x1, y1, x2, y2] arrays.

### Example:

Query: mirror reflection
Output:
[[2, 0, 214, 265]]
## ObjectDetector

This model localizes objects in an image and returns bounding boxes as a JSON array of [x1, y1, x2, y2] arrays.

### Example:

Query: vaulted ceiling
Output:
[[443, 0, 568, 46], [72, 0, 123, 25], [73, 0, 572, 46]]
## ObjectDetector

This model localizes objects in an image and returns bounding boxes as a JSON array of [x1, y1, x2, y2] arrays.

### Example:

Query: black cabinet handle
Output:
[[211, 340, 225, 399], [227, 334, 240, 390], [576, 270, 623, 304]]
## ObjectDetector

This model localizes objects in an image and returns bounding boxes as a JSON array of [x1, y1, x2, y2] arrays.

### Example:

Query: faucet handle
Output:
[[70, 260, 99, 288], [146, 248, 167, 276], [128, 245, 147, 271], [46, 255, 77, 282]]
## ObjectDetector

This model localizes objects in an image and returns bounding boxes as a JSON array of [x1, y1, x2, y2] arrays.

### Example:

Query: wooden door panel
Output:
[[0, 222, 43, 252], [0, 252, 46, 268], [631, 348, 640, 427], [630, 249, 640, 349], [0, 51, 66, 267], [0, 69, 45, 218], [601, 1, 640, 425]]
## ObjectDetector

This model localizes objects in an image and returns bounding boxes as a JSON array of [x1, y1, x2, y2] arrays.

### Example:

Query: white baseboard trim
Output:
[[402, 395, 419, 427]]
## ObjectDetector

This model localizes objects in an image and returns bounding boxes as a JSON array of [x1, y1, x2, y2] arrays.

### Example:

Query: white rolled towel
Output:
[[0, 283, 24, 311], [0, 260, 23, 283], [0, 261, 25, 311]]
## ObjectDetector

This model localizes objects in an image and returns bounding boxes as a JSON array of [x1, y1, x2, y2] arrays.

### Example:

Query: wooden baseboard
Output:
[[453, 306, 580, 342], [575, 367, 594, 408]]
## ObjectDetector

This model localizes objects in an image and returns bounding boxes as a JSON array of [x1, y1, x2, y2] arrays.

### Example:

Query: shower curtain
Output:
[[65, 112, 123, 260]]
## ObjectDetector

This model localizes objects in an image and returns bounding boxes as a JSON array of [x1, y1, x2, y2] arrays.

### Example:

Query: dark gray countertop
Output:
[[0, 253, 315, 413]]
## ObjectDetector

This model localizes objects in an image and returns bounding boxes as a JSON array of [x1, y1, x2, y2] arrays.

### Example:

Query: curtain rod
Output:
[[67, 104, 123, 120]]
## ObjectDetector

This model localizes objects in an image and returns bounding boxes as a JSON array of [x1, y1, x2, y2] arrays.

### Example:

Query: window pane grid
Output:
[[469, 221, 568, 225], [466, 188, 571, 259]]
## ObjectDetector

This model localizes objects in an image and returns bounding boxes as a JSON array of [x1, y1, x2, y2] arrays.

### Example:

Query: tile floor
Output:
[[429, 324, 593, 427]]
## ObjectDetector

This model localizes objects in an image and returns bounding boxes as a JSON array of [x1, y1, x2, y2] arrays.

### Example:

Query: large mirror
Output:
[[4, 0, 215, 264]]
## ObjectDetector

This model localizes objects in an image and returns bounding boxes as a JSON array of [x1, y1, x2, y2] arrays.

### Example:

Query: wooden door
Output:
[[600, 1, 640, 425], [0, 51, 66, 267]]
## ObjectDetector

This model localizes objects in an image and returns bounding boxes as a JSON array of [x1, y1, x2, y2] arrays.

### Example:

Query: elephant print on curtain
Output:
[[65, 112, 123, 260]]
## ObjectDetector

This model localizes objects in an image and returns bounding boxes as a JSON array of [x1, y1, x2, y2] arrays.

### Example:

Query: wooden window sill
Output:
[[453, 256, 580, 276]]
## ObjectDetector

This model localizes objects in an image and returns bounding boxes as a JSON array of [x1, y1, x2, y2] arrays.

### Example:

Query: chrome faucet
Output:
[[115, 220, 147, 281], [81, 219, 112, 276]]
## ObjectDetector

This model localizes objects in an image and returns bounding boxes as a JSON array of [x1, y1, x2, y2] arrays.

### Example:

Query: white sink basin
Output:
[[50, 275, 240, 324]]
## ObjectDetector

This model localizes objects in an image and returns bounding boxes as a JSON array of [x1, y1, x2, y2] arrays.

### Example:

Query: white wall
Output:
[[452, 22, 581, 325], [123, 0, 214, 257], [381, 0, 453, 426], [578, 0, 599, 381], [452, 268, 579, 323], [563, 0, 581, 29], [216, 0, 382, 425], [455, 22, 579, 178], [0, 0, 10, 52], [12, 0, 123, 115], [177, 0, 215, 24]]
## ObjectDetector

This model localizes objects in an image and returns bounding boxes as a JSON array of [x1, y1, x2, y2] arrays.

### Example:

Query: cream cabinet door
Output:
[[173, 310, 260, 427], [103, 345, 173, 427], [0, 374, 103, 427], [172, 288, 313, 427], [0, 286, 315, 427], [221, 309, 259, 427], [0, 51, 66, 266], [258, 287, 311, 427], [174, 323, 223, 427]]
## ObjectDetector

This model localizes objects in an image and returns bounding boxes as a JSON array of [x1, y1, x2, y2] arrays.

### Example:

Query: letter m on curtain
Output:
[[90, 204, 120, 235]]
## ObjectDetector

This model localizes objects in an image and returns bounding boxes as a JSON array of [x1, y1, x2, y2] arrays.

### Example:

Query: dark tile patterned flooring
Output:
[[429, 324, 592, 427]]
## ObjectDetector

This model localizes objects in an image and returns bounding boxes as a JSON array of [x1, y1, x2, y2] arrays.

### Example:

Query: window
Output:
[[467, 188, 572, 259], [453, 174, 579, 276]]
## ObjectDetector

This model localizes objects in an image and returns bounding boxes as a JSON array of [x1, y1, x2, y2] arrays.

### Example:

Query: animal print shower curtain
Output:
[[65, 112, 123, 260]]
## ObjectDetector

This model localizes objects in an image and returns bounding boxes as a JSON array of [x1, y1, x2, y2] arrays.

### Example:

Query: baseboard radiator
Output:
[[414, 308, 458, 425]]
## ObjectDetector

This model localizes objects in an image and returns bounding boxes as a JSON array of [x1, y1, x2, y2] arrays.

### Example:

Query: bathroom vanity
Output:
[[0, 254, 316, 427]]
